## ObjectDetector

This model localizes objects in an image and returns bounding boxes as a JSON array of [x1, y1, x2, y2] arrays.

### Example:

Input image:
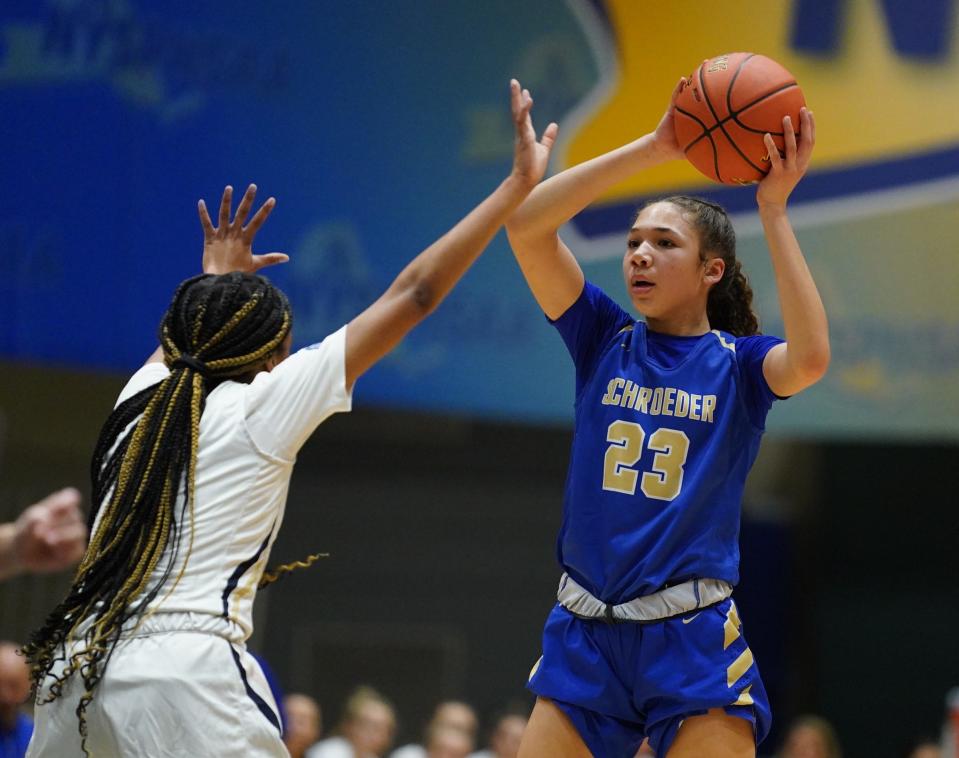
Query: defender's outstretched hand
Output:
[[199, 184, 290, 275], [757, 108, 816, 209], [510, 79, 559, 188], [341, 78, 554, 390]]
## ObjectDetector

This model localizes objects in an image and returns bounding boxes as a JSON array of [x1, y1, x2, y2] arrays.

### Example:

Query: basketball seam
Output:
[[700, 56, 765, 179], [683, 112, 785, 149], [703, 130, 720, 184], [675, 103, 713, 153], [725, 53, 756, 121], [730, 82, 799, 135], [676, 103, 720, 182], [695, 62, 722, 183]]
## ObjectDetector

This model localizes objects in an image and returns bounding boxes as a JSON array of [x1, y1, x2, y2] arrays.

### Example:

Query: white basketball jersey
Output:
[[93, 326, 352, 641]]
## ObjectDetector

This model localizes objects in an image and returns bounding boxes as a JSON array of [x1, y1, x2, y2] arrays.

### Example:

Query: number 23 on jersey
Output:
[[602, 420, 690, 500]]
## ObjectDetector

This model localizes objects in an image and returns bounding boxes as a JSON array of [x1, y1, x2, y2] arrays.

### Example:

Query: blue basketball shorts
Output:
[[527, 597, 770, 757]]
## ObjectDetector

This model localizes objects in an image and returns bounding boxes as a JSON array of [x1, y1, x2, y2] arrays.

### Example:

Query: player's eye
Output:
[[627, 239, 641, 249], [658, 239, 675, 248]]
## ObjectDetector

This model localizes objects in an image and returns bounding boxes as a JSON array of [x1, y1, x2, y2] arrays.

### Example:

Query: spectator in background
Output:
[[308, 686, 396, 758], [425, 724, 473, 758], [0, 488, 85, 581], [469, 711, 527, 758], [902, 736, 941, 758], [0, 642, 32, 758], [392, 701, 478, 758], [284, 693, 322, 758], [780, 715, 842, 758]]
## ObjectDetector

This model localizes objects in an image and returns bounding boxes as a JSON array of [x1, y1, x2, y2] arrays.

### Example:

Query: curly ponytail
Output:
[[707, 257, 758, 337], [641, 195, 759, 337]]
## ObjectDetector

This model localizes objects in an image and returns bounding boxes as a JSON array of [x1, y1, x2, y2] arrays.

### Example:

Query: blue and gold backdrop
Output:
[[2, 0, 957, 438]]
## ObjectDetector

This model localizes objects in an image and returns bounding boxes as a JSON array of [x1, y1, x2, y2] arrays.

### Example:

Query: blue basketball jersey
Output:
[[552, 282, 783, 603]]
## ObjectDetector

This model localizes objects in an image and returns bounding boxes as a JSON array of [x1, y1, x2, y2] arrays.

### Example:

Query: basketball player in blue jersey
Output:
[[504, 78, 828, 758]]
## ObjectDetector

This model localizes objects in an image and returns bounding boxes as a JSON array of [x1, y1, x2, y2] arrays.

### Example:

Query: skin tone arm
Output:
[[505, 79, 687, 319], [343, 80, 557, 389], [505, 74, 828, 394], [757, 109, 831, 396], [155, 80, 557, 387], [0, 488, 87, 581]]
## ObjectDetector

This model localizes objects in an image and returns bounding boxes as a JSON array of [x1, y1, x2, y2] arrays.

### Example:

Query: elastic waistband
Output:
[[557, 573, 733, 623], [71, 611, 246, 644], [119, 612, 245, 641]]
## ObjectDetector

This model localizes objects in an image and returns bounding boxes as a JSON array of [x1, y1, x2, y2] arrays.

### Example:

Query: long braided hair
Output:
[[23, 272, 292, 753], [641, 195, 760, 336]]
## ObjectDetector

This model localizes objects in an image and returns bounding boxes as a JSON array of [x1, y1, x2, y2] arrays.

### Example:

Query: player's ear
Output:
[[703, 256, 725, 286]]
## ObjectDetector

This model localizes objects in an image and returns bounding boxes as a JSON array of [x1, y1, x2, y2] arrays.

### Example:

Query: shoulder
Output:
[[246, 326, 348, 398], [700, 330, 784, 366], [709, 329, 740, 354], [732, 333, 784, 365], [552, 281, 630, 326], [115, 362, 170, 407], [731, 333, 788, 420], [733, 332, 783, 351]]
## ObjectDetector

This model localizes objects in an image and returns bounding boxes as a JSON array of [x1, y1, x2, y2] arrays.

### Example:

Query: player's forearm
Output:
[[507, 133, 671, 239], [388, 174, 533, 312], [760, 205, 830, 379], [0, 522, 21, 580]]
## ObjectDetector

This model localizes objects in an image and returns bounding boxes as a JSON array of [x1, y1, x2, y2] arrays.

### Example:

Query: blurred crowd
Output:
[[0, 493, 956, 758], [2, 632, 957, 757], [282, 688, 525, 758], [273, 682, 953, 758]]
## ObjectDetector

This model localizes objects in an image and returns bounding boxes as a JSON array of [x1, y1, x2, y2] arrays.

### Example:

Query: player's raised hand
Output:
[[650, 77, 687, 162], [198, 184, 290, 275], [757, 107, 816, 209], [510, 79, 559, 188]]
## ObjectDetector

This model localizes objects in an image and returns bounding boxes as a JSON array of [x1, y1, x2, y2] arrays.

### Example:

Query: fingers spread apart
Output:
[[217, 185, 233, 228], [234, 184, 258, 228]]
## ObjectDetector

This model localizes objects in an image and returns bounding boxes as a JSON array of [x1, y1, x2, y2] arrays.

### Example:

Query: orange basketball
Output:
[[673, 52, 805, 185]]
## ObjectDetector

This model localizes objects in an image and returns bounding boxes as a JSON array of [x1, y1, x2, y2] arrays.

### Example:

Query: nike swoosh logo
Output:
[[682, 613, 701, 624]]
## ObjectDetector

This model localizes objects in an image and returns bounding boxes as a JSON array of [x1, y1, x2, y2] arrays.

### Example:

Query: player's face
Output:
[[622, 202, 722, 333]]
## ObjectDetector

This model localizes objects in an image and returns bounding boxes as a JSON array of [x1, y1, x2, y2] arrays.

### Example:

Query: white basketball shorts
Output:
[[27, 615, 287, 757]]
